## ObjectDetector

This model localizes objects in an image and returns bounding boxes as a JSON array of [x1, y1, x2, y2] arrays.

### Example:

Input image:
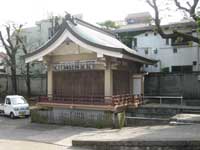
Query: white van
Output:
[[0, 95, 30, 119]]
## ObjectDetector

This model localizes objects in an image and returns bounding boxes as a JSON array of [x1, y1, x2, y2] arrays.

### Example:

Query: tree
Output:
[[98, 20, 120, 29], [0, 24, 23, 94], [16, 36, 31, 96], [146, 0, 200, 44]]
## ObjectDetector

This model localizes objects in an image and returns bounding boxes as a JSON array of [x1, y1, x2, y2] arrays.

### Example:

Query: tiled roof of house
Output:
[[115, 20, 196, 33]]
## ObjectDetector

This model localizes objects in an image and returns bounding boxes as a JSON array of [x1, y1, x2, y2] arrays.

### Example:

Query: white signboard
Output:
[[133, 75, 143, 95], [53, 60, 96, 71]]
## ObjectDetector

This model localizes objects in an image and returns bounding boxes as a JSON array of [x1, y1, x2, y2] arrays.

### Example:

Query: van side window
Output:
[[6, 98, 11, 105]]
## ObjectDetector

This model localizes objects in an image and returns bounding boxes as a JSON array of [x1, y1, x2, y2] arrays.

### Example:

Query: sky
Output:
[[0, 0, 153, 27], [0, 0, 191, 52], [0, 0, 189, 28]]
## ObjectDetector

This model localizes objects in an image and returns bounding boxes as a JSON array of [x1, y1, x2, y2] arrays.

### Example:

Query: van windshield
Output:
[[12, 97, 27, 105]]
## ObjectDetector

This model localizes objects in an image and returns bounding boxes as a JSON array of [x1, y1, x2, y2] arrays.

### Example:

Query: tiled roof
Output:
[[25, 13, 156, 64]]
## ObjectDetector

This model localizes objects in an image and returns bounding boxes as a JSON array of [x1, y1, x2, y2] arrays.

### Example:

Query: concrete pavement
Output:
[[1, 116, 200, 149], [0, 140, 66, 150], [0, 116, 94, 149]]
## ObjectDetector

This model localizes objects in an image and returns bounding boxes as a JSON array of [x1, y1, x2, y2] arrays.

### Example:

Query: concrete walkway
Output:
[[0, 140, 66, 150], [1, 116, 200, 149], [73, 125, 200, 142]]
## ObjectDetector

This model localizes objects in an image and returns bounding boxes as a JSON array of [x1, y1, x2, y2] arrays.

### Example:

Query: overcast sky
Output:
[[0, 0, 154, 26], [0, 0, 189, 28]]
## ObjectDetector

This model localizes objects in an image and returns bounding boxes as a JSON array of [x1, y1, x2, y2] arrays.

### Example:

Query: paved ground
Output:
[[0, 116, 95, 149], [74, 124, 200, 142], [1, 115, 200, 149]]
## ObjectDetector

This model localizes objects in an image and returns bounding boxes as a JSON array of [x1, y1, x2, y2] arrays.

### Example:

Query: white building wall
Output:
[[134, 31, 199, 72], [15, 20, 53, 75]]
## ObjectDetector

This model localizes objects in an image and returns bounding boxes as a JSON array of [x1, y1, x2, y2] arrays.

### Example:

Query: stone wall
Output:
[[144, 72, 200, 99], [31, 107, 123, 128], [0, 74, 47, 98]]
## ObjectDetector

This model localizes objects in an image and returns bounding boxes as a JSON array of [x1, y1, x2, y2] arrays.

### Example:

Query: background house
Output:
[[115, 12, 198, 73], [15, 19, 53, 75]]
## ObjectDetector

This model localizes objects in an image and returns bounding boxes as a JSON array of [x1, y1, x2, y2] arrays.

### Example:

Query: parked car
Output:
[[0, 95, 30, 119]]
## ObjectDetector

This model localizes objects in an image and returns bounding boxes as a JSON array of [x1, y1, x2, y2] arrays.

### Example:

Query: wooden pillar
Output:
[[104, 57, 113, 97], [104, 69, 113, 96], [129, 71, 133, 95], [47, 64, 53, 97]]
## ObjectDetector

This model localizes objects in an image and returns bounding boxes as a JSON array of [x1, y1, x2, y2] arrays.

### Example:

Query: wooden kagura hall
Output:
[[25, 14, 156, 128]]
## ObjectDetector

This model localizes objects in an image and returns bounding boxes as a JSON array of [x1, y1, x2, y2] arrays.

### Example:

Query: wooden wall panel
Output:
[[53, 71, 104, 97], [113, 70, 130, 95]]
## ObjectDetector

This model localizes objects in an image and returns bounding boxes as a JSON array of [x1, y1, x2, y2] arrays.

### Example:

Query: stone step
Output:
[[125, 116, 169, 126], [72, 140, 200, 150], [170, 121, 195, 125], [184, 100, 200, 106], [170, 114, 200, 125], [181, 109, 200, 114], [127, 104, 200, 119]]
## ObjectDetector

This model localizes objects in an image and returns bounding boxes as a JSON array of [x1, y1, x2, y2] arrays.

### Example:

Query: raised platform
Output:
[[31, 106, 127, 128]]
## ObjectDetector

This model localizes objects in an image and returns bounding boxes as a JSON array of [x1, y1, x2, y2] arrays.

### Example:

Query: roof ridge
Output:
[[74, 18, 116, 38]]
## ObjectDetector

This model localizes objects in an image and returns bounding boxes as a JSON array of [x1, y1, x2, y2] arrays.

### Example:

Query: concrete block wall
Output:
[[0, 74, 46, 97], [144, 72, 200, 99], [31, 107, 123, 128]]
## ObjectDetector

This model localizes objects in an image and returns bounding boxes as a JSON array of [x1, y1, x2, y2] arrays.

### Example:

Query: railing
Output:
[[38, 94, 142, 106], [143, 96, 183, 105]]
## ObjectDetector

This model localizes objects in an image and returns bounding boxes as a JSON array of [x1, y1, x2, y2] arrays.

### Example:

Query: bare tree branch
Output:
[[5, 25, 15, 51], [186, 1, 192, 8], [174, 0, 199, 21], [0, 31, 11, 57], [17, 35, 28, 54], [146, 0, 200, 44], [174, 0, 189, 12]]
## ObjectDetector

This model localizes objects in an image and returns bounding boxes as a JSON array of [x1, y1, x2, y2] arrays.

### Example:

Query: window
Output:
[[172, 65, 192, 73], [173, 48, 178, 53], [127, 19, 135, 24], [154, 48, 158, 54], [133, 38, 137, 48], [166, 38, 169, 45], [193, 61, 197, 66], [162, 67, 169, 73], [6, 98, 11, 105], [154, 64, 158, 67], [145, 49, 148, 55], [145, 64, 149, 68]]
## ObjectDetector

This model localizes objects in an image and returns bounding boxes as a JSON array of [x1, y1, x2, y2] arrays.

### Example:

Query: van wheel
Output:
[[10, 112, 15, 119]]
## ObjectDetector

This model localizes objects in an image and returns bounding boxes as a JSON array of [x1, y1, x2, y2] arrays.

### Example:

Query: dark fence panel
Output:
[[144, 72, 200, 99]]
